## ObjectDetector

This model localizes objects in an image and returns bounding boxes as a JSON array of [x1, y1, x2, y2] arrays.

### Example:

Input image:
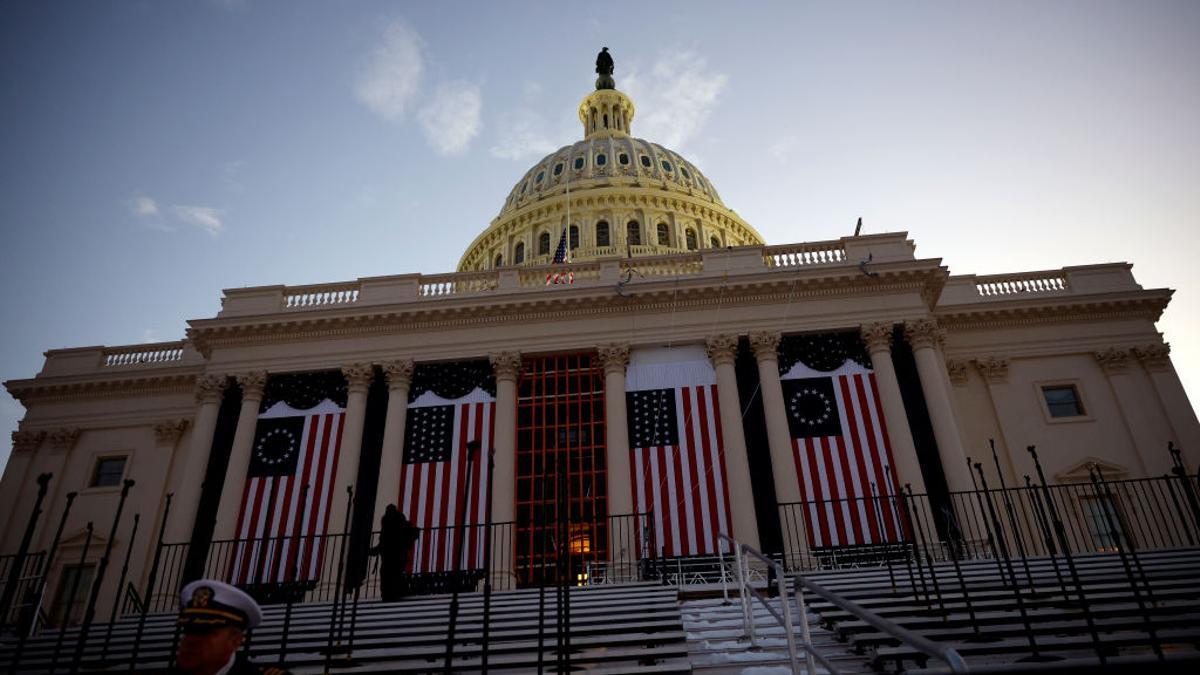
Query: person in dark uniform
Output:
[[372, 504, 420, 601], [173, 579, 289, 675]]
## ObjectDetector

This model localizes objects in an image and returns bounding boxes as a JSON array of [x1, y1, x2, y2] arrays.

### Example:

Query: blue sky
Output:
[[2, 1, 1198, 472]]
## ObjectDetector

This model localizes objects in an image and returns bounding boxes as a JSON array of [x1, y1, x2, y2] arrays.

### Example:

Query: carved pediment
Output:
[[1055, 457, 1129, 483]]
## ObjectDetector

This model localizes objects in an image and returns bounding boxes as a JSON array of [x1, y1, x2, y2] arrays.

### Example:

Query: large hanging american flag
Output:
[[626, 346, 732, 557], [399, 386, 494, 573], [545, 228, 573, 285], [230, 398, 345, 585], [783, 351, 904, 548]]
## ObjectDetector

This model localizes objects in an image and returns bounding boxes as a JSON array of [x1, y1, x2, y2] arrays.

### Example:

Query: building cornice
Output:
[[934, 290, 1170, 331], [5, 369, 201, 405]]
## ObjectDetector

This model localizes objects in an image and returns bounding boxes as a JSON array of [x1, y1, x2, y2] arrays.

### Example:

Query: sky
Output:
[[1, 1, 1198, 473]]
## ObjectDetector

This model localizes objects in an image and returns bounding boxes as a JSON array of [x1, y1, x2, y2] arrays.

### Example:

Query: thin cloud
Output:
[[418, 81, 482, 156], [489, 108, 561, 161], [129, 194, 160, 218], [622, 51, 728, 150], [173, 205, 225, 236], [355, 19, 424, 122]]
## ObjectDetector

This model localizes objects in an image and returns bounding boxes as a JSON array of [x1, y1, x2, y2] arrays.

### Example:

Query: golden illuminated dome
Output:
[[457, 53, 764, 272]]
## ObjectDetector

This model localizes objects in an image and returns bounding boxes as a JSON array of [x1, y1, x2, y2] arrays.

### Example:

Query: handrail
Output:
[[718, 533, 834, 674], [795, 574, 969, 672]]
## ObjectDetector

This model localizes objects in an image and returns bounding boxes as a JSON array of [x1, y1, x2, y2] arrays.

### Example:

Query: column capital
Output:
[[595, 343, 630, 375], [47, 427, 81, 452], [342, 363, 375, 393], [153, 419, 190, 445], [1093, 347, 1132, 373], [705, 334, 739, 367], [11, 430, 46, 454], [490, 351, 522, 382], [860, 322, 894, 354], [194, 374, 229, 404], [749, 331, 781, 362], [946, 360, 969, 386], [904, 317, 945, 350], [1132, 343, 1171, 372], [381, 359, 415, 390], [237, 371, 269, 400], [973, 356, 1010, 383]]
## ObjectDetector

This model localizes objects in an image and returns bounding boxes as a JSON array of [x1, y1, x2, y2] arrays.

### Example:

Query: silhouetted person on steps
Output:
[[372, 504, 419, 601]]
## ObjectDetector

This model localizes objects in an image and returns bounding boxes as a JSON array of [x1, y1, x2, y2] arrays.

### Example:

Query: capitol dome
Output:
[[457, 61, 764, 271]]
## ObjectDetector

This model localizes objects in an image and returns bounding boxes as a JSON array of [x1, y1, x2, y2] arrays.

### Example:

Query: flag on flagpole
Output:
[[231, 398, 345, 585], [545, 228, 573, 284]]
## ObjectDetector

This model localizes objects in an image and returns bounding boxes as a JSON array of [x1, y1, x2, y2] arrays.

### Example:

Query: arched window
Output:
[[657, 223, 670, 246], [710, 235, 721, 248], [627, 220, 641, 245], [685, 228, 697, 251], [494, 254, 503, 268], [538, 231, 551, 256], [514, 242, 525, 264], [596, 221, 610, 247], [569, 225, 579, 250], [574, 156, 585, 170]]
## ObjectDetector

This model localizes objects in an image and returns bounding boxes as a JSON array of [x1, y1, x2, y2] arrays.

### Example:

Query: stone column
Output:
[[597, 344, 633, 517], [324, 363, 375, 535], [750, 331, 811, 564], [167, 375, 228, 544], [1134, 343, 1200, 470], [212, 372, 267, 541], [704, 334, 760, 549], [144, 418, 189, 602], [905, 319, 972, 491], [373, 359, 414, 526], [1095, 347, 1174, 476], [489, 352, 521, 585], [860, 323, 926, 494]]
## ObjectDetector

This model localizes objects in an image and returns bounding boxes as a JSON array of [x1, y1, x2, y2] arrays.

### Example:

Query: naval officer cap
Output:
[[178, 579, 263, 631]]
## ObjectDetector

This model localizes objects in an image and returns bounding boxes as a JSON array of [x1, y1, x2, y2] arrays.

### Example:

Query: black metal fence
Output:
[[779, 473, 1200, 572], [0, 552, 47, 631]]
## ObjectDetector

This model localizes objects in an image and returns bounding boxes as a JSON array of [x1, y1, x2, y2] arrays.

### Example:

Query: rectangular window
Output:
[[49, 565, 95, 628], [91, 456, 127, 487], [1081, 495, 1128, 552], [1042, 385, 1084, 418]]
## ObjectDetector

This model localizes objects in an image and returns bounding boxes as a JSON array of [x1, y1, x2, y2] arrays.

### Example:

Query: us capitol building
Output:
[[3, 52, 1198, 629]]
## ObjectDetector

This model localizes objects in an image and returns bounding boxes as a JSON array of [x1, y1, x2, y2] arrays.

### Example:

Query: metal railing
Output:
[[718, 533, 837, 675], [795, 573, 969, 673]]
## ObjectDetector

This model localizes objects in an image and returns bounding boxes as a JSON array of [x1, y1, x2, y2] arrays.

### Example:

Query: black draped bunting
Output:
[[777, 331, 871, 374], [408, 359, 496, 401]]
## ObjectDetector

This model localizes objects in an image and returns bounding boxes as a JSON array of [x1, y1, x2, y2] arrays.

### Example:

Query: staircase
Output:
[[1, 583, 692, 673]]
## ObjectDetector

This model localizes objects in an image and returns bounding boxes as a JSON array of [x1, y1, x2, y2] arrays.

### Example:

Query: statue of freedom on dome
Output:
[[595, 47, 615, 90]]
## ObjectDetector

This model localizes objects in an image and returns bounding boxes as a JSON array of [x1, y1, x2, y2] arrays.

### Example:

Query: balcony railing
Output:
[[102, 341, 187, 367]]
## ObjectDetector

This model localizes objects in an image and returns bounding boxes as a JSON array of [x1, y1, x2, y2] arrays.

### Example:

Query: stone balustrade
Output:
[[284, 283, 361, 308], [974, 271, 1069, 296], [419, 271, 497, 297], [763, 241, 847, 268], [103, 341, 187, 367], [939, 264, 1140, 305]]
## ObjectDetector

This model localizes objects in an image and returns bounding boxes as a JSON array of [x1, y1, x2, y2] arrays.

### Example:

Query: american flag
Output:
[[399, 392, 494, 572], [626, 350, 732, 557], [545, 228, 573, 285], [784, 364, 904, 548], [230, 400, 345, 585]]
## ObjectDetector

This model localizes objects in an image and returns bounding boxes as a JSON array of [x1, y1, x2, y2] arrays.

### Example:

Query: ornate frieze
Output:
[[748, 332, 781, 362], [860, 322, 894, 354], [341, 363, 375, 393], [1093, 347, 1131, 373], [489, 352, 522, 381], [595, 343, 630, 374], [12, 430, 46, 453], [47, 427, 81, 452], [903, 318, 945, 350], [945, 360, 969, 385], [382, 359, 415, 390], [1132, 343, 1171, 373], [973, 357, 1010, 383], [704, 334, 739, 367], [237, 371, 269, 400], [194, 373, 228, 404], [154, 419, 190, 445]]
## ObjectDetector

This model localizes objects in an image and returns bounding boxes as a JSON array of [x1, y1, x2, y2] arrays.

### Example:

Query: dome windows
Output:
[[627, 220, 641, 245], [574, 156, 585, 170], [554, 162, 564, 176], [514, 242, 526, 264], [661, 160, 673, 173], [618, 153, 630, 165], [536, 170, 545, 183], [685, 228, 697, 251], [710, 235, 721, 248], [569, 225, 580, 249], [538, 231, 551, 256], [640, 155, 651, 168], [596, 221, 610, 247], [656, 223, 670, 246], [520, 182, 528, 194], [680, 167, 691, 180], [494, 253, 504, 268], [595, 153, 607, 167]]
